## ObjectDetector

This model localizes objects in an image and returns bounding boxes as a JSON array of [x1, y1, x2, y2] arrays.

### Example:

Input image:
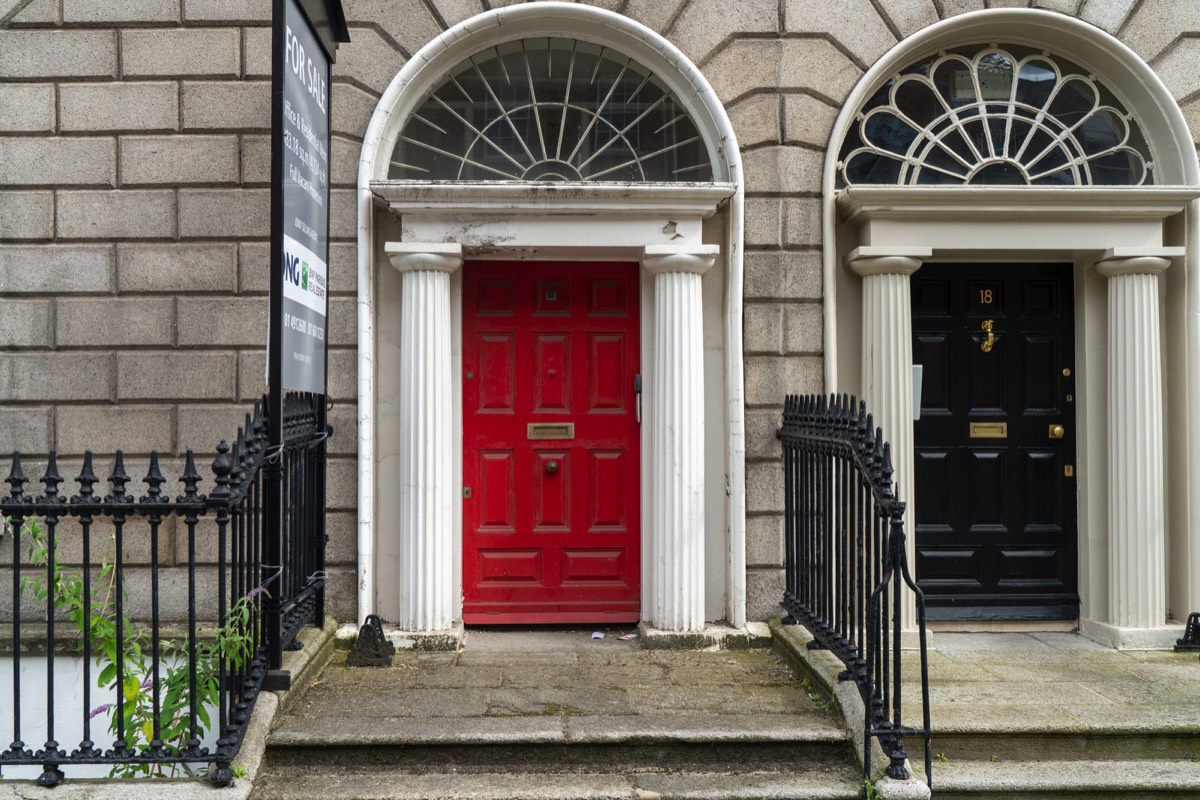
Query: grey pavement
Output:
[[903, 631, 1200, 740], [277, 626, 846, 738]]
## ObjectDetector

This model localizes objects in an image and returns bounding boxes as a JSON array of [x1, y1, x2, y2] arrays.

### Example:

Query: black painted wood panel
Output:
[[912, 263, 1079, 621]]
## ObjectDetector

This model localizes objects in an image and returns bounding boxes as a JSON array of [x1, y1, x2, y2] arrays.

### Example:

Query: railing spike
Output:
[[178, 450, 202, 503], [39, 452, 63, 503], [75, 452, 98, 501], [211, 441, 232, 500], [880, 441, 895, 501], [6, 452, 29, 501], [230, 441, 244, 487], [142, 452, 166, 501], [108, 451, 131, 503]]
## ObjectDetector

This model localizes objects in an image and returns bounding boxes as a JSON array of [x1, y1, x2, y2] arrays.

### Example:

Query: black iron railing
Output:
[[0, 393, 329, 786], [777, 394, 931, 787]]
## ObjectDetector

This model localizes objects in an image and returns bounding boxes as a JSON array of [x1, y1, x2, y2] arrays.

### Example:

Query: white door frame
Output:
[[354, 4, 747, 629]]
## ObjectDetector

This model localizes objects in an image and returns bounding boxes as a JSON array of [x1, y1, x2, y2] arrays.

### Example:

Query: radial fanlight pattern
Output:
[[837, 44, 1154, 187], [389, 37, 713, 182]]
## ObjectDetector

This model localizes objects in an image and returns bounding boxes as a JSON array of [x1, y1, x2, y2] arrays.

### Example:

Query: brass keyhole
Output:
[[546, 460, 559, 475], [980, 320, 995, 353]]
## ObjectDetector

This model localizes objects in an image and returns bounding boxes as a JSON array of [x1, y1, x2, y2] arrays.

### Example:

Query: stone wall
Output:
[[2, 0, 1199, 624]]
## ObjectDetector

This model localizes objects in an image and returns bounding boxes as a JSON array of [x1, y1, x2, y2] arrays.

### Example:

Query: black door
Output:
[[912, 263, 1078, 621]]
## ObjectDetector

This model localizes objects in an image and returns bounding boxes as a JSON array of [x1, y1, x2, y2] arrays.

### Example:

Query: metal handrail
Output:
[[777, 393, 932, 787]]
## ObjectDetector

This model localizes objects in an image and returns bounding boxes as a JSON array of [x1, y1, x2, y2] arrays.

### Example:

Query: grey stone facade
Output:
[[2, 0, 1198, 625]]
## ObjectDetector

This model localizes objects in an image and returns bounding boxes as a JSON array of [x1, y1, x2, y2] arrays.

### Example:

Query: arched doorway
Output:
[[823, 10, 1200, 647], [354, 4, 747, 632]]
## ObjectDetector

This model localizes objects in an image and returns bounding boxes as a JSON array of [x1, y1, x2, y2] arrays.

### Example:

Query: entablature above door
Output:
[[836, 186, 1200, 261], [370, 181, 736, 260]]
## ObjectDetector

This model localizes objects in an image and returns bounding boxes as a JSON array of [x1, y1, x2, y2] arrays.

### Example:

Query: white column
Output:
[[848, 248, 927, 632], [1095, 250, 1171, 630], [643, 244, 718, 631], [386, 242, 462, 631]]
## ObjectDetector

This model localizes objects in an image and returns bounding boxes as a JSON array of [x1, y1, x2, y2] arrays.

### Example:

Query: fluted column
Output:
[[1095, 250, 1171, 630], [848, 247, 927, 632], [386, 242, 462, 631], [643, 244, 718, 631]]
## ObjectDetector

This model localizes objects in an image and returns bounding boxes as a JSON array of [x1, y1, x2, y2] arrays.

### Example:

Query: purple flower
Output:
[[89, 703, 110, 719], [140, 677, 154, 690], [246, 586, 268, 600]]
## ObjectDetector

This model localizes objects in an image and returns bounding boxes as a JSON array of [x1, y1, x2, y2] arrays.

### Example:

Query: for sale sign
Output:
[[274, 0, 334, 393]]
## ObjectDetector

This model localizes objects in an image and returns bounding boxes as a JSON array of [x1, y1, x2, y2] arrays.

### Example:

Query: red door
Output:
[[462, 261, 641, 624]]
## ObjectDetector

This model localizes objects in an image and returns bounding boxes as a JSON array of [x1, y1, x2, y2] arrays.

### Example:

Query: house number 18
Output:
[[979, 289, 994, 304]]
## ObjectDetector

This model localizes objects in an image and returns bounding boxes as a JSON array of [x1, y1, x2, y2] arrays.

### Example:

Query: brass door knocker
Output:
[[981, 320, 995, 353]]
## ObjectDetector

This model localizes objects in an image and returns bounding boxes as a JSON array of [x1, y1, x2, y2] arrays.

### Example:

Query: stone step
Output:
[[249, 767, 864, 800], [929, 759, 1200, 799], [264, 740, 854, 775], [905, 721, 1200, 762], [255, 713, 862, 800], [268, 711, 850, 749]]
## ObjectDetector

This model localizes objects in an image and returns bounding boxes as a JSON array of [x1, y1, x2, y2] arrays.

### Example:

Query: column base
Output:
[[637, 621, 771, 650], [337, 620, 464, 653], [1079, 618, 1182, 650]]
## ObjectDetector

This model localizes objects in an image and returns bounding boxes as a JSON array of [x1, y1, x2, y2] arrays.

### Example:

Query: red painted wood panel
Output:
[[462, 261, 641, 623]]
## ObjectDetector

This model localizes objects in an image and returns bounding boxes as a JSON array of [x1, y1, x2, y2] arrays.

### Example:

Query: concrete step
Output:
[[249, 768, 863, 800], [929, 759, 1200, 799], [253, 713, 862, 800], [904, 720, 1200, 762]]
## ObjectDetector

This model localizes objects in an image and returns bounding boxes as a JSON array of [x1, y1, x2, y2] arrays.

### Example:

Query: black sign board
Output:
[[264, 0, 348, 674], [271, 0, 347, 394]]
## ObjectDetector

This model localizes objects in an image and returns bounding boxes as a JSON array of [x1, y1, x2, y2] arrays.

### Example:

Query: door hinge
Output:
[[1064, 466, 1074, 478], [634, 374, 642, 424]]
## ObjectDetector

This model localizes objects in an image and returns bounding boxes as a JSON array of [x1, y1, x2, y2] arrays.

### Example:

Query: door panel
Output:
[[463, 261, 641, 624], [912, 263, 1079, 621]]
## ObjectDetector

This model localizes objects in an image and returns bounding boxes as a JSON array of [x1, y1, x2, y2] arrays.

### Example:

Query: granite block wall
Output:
[[2, 0, 1198, 623]]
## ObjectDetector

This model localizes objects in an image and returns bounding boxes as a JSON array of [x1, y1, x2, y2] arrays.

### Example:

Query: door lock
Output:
[[1049, 424, 1065, 439], [980, 320, 995, 353]]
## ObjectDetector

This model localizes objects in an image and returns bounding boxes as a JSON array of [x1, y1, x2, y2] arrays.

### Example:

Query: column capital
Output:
[[642, 244, 719, 276], [1093, 247, 1180, 278], [386, 242, 463, 274], [846, 247, 930, 277]]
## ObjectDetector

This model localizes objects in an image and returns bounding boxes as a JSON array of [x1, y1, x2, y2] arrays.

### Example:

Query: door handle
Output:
[[981, 320, 995, 353], [545, 460, 559, 475], [1049, 424, 1065, 439], [634, 374, 642, 424]]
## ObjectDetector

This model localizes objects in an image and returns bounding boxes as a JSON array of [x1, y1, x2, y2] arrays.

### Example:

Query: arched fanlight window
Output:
[[836, 44, 1154, 187], [388, 37, 713, 182]]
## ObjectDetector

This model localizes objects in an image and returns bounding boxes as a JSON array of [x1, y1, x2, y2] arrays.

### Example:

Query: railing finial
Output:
[[38, 452, 63, 503], [75, 452, 98, 501], [211, 441, 232, 500], [142, 452, 166, 502], [178, 450, 202, 502], [106, 451, 131, 503], [5, 452, 29, 502]]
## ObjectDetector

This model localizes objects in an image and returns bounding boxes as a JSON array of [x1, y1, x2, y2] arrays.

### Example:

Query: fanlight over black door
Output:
[[912, 263, 1079, 621]]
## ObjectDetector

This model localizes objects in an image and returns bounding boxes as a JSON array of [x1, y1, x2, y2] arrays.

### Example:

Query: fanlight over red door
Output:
[[462, 261, 641, 623]]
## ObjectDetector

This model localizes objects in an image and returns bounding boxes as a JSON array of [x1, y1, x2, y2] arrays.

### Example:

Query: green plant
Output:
[[14, 516, 258, 778], [863, 777, 882, 800], [935, 751, 949, 763]]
